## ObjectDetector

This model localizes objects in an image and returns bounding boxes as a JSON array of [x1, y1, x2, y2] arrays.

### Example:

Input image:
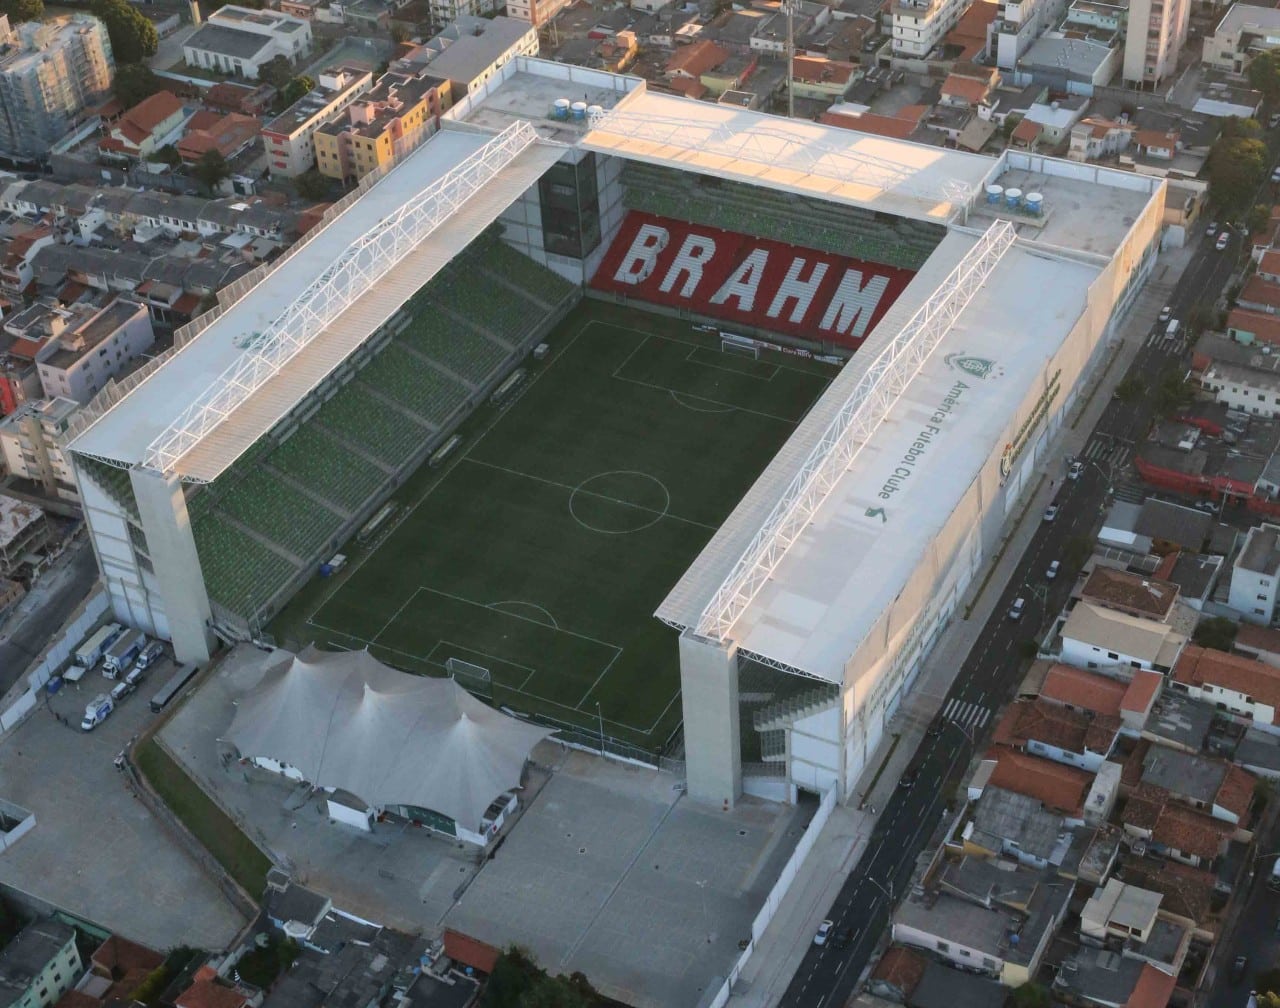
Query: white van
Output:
[[1165, 319, 1180, 341]]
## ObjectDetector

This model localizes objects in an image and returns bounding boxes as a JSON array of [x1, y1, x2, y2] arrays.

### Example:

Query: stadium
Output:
[[66, 57, 1166, 806]]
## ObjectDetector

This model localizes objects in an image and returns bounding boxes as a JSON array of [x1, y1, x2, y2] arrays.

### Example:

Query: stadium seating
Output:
[[621, 162, 945, 271], [269, 425, 389, 514], [394, 310, 507, 385], [218, 468, 346, 560], [358, 344, 469, 426], [482, 241, 576, 307], [192, 513, 300, 617], [315, 384, 427, 467]]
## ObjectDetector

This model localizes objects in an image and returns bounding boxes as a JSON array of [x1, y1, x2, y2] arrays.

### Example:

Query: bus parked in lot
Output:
[[149, 664, 200, 713]]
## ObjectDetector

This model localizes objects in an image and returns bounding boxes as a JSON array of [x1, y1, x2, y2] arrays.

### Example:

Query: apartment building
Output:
[[261, 64, 372, 177], [0, 395, 79, 501], [1230, 523, 1280, 624], [892, 0, 974, 59], [314, 69, 450, 183], [1123, 0, 1191, 87], [993, 0, 1069, 68], [0, 15, 114, 158], [33, 297, 154, 406], [0, 917, 80, 1008], [1202, 2, 1280, 74], [400, 16, 538, 94], [427, 0, 503, 30], [504, 0, 572, 27], [183, 6, 312, 80]]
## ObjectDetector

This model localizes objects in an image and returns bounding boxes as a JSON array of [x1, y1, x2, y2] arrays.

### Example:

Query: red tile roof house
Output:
[[992, 698, 1120, 772], [98, 91, 188, 161], [985, 748, 1094, 819], [1174, 644, 1280, 734], [1122, 787, 1232, 868], [175, 965, 250, 1008]]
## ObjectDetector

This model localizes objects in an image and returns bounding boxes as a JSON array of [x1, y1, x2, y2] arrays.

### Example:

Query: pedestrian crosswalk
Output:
[[1145, 331, 1187, 354], [1112, 481, 1147, 505], [940, 698, 990, 729], [1081, 438, 1131, 467]]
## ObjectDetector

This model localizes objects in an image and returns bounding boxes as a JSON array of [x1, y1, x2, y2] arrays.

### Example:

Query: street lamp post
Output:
[[866, 877, 895, 903], [945, 718, 975, 747]]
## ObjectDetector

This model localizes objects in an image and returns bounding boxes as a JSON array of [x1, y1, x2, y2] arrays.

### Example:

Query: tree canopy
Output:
[[1251, 51, 1280, 104], [114, 62, 165, 109], [1208, 134, 1268, 218], [281, 75, 315, 108], [0, 0, 42, 25], [258, 54, 295, 90], [481, 949, 602, 1008], [194, 149, 230, 193], [91, 0, 158, 64], [1193, 616, 1238, 651]]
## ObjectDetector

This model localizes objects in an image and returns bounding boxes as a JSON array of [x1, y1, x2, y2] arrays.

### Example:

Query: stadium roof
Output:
[[582, 90, 998, 224], [224, 647, 552, 831], [70, 126, 562, 481], [658, 230, 1103, 682]]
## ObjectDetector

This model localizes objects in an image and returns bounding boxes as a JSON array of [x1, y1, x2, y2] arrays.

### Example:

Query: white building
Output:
[[1059, 601, 1193, 674], [183, 5, 313, 80], [1202, 2, 1280, 73], [65, 57, 1164, 814], [1124, 0, 1191, 87], [994, 0, 1069, 69], [1173, 643, 1280, 736], [0, 918, 81, 1008], [1201, 359, 1280, 419], [260, 64, 372, 177], [401, 16, 538, 94], [892, 0, 973, 59], [504, 0, 573, 27], [0, 396, 80, 501], [35, 298, 155, 406], [1230, 522, 1280, 623]]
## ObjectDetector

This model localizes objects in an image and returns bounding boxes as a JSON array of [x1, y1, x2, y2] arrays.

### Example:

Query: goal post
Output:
[[446, 656, 493, 700], [720, 339, 760, 360]]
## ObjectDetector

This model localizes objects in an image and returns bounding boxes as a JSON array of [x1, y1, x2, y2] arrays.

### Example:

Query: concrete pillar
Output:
[[129, 467, 214, 664], [679, 630, 742, 807]]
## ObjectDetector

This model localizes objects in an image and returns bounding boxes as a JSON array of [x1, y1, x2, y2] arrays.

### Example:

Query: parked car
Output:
[[898, 768, 918, 790], [1230, 955, 1248, 985], [1206, 221, 1219, 236], [1008, 597, 1026, 621], [834, 927, 854, 948], [1068, 460, 1084, 480], [109, 680, 135, 703], [814, 920, 834, 946], [1046, 560, 1061, 580], [1158, 305, 1172, 323], [80, 694, 114, 731], [1272, 166, 1280, 183], [1043, 504, 1059, 522], [1194, 500, 1220, 513], [1216, 232, 1231, 251]]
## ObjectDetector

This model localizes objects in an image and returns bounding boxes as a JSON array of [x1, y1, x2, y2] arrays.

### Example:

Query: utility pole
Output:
[[784, 0, 795, 119]]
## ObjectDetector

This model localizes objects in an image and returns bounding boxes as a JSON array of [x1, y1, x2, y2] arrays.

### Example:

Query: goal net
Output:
[[446, 656, 493, 700], [721, 339, 760, 360]]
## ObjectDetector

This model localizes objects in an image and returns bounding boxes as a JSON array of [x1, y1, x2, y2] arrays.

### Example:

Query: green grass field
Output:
[[271, 301, 832, 751]]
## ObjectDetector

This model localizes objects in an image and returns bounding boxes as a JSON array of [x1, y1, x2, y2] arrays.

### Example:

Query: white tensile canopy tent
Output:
[[224, 647, 553, 832]]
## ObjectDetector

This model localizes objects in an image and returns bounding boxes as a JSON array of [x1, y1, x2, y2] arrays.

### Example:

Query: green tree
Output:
[[114, 62, 164, 109], [1251, 51, 1280, 105], [1151, 367, 1194, 416], [91, 0, 158, 64], [293, 169, 331, 201], [281, 74, 315, 107], [1222, 116, 1264, 140], [1193, 616, 1238, 651], [390, 21, 412, 44], [147, 143, 182, 168], [1249, 201, 1274, 236], [1114, 376, 1145, 403], [483, 949, 540, 1008], [194, 149, 230, 193], [0, 0, 42, 24], [1012, 982, 1051, 1008], [520, 974, 593, 1008], [258, 54, 294, 89], [1208, 135, 1269, 216]]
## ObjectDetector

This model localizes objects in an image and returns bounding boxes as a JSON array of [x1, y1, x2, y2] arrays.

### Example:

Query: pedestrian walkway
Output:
[[726, 239, 1197, 1007]]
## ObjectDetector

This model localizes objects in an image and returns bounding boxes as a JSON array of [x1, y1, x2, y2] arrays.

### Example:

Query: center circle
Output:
[[568, 470, 671, 534]]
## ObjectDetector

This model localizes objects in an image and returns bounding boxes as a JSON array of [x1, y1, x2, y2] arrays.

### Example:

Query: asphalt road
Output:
[[1208, 865, 1277, 1008], [778, 225, 1243, 1008], [0, 541, 97, 695]]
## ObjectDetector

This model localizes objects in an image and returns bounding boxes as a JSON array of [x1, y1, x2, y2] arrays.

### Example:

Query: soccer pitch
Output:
[[274, 300, 833, 752]]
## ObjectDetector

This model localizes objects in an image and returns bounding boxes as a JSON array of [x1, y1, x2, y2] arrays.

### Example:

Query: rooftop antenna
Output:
[[784, 0, 797, 118]]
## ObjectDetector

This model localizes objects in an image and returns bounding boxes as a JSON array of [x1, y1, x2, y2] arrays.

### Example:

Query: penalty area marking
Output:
[[683, 346, 780, 381], [669, 390, 735, 414], [488, 600, 560, 629]]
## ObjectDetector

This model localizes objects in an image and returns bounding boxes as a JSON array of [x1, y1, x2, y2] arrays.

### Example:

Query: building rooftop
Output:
[[986, 749, 1093, 814], [1053, 948, 1149, 1007], [971, 786, 1064, 862], [1040, 663, 1127, 716], [1239, 523, 1280, 575], [1212, 2, 1280, 36], [911, 960, 1006, 1008], [262, 66, 371, 136], [1020, 35, 1115, 78], [0, 494, 42, 551], [1144, 690, 1213, 751], [403, 16, 533, 87], [0, 917, 74, 1002], [1175, 645, 1280, 723], [184, 22, 275, 61], [1084, 878, 1162, 937], [1060, 599, 1192, 670], [992, 697, 1118, 756], [1080, 566, 1179, 620]]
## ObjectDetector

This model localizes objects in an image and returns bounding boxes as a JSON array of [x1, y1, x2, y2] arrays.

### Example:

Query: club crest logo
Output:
[[945, 353, 1002, 380]]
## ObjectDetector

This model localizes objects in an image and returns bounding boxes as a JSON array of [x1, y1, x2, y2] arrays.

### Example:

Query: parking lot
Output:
[[0, 652, 249, 950]]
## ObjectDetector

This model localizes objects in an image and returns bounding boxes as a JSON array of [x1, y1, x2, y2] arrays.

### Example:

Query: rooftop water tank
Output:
[[1024, 192, 1044, 216], [552, 98, 571, 120], [571, 101, 588, 120], [1005, 187, 1023, 209], [586, 104, 603, 122], [986, 184, 1003, 205]]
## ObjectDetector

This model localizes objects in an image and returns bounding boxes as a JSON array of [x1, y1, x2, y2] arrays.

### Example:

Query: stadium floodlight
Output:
[[141, 121, 542, 477], [694, 219, 1016, 644]]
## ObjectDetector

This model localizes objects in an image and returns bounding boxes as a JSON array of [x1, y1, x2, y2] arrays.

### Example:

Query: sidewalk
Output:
[[727, 241, 1196, 1007]]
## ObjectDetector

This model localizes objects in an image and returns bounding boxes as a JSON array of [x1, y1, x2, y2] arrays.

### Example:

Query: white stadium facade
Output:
[[65, 56, 1165, 807]]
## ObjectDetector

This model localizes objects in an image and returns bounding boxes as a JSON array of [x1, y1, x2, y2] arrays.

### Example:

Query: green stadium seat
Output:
[[218, 468, 346, 560], [358, 344, 470, 426], [269, 425, 388, 514], [315, 385, 426, 467], [192, 513, 300, 619]]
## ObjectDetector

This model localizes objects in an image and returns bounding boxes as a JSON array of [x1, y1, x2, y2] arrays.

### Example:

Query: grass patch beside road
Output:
[[135, 737, 270, 898]]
